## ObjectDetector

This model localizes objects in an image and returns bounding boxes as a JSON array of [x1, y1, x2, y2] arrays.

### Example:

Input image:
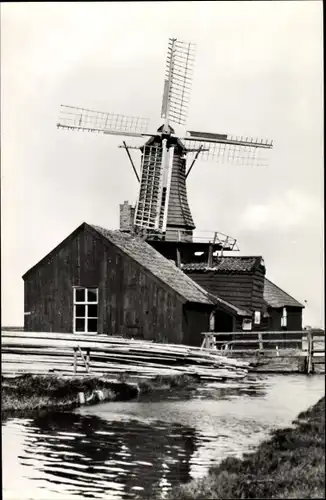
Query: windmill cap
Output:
[[157, 124, 175, 134]]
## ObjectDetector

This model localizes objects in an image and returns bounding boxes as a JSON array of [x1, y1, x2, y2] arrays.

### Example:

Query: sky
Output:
[[1, 1, 323, 327]]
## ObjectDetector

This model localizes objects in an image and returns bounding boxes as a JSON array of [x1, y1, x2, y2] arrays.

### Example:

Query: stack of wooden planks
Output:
[[1, 331, 249, 381]]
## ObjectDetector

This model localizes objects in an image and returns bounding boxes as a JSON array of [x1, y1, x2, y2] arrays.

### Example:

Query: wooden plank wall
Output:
[[265, 307, 303, 332], [251, 268, 265, 314], [24, 227, 185, 343]]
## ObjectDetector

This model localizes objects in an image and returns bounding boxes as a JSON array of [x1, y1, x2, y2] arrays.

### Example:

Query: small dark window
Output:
[[75, 318, 85, 332], [87, 289, 97, 302], [88, 318, 97, 333], [75, 289, 85, 303], [88, 304, 98, 318], [75, 304, 86, 317]]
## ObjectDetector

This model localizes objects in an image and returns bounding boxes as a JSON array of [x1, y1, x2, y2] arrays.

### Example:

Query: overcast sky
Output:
[[1, 1, 323, 327]]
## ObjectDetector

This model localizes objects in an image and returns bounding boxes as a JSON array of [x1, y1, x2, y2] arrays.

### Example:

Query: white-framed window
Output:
[[254, 311, 261, 325], [209, 311, 215, 331], [281, 307, 287, 328], [242, 318, 252, 331], [73, 287, 98, 334]]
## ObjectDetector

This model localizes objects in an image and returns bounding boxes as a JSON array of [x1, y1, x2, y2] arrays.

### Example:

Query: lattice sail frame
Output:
[[161, 38, 196, 126], [134, 143, 174, 232], [183, 132, 273, 167], [57, 105, 149, 137]]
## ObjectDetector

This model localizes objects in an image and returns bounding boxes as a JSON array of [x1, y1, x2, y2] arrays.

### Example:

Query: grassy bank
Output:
[[1, 374, 139, 416], [1, 373, 197, 417], [163, 396, 325, 500]]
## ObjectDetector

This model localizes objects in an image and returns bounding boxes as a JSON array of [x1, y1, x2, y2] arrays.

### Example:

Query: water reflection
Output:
[[2, 374, 325, 500], [13, 412, 198, 499]]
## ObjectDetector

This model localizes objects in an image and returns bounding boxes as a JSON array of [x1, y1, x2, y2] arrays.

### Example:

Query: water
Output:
[[2, 374, 324, 500]]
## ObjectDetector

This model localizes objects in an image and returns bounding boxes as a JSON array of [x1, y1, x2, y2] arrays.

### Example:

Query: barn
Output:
[[23, 222, 304, 344], [23, 222, 230, 346]]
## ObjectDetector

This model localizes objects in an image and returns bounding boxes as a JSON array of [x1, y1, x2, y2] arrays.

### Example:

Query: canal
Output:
[[2, 373, 325, 500]]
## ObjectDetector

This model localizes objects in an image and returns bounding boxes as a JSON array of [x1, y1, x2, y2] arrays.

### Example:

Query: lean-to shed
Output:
[[263, 278, 304, 331]]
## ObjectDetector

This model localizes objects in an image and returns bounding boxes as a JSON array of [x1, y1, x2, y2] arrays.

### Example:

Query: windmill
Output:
[[57, 37, 273, 251]]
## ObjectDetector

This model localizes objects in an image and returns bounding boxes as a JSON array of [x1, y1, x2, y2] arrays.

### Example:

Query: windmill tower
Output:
[[57, 38, 273, 265]]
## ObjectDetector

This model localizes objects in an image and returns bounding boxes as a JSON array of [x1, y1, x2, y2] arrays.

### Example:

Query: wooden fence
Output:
[[200, 330, 325, 374]]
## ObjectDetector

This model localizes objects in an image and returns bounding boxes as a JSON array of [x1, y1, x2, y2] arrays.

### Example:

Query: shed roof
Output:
[[182, 256, 264, 273], [264, 278, 304, 309], [88, 224, 215, 305]]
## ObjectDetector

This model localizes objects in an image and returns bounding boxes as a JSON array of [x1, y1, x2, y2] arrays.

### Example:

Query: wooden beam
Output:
[[122, 141, 140, 182], [176, 247, 181, 268], [208, 243, 213, 267], [306, 329, 313, 374]]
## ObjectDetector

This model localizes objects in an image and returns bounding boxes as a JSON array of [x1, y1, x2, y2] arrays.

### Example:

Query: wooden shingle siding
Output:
[[185, 272, 255, 311], [251, 269, 265, 312], [166, 149, 195, 230]]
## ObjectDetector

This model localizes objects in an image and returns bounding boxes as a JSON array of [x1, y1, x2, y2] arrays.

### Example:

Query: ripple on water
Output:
[[2, 374, 325, 500]]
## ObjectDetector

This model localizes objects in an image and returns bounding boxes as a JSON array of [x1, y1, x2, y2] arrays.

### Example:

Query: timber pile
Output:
[[1, 331, 249, 381]]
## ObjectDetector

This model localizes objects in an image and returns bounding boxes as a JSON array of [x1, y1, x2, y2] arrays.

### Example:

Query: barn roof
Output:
[[89, 224, 215, 305], [92, 226, 249, 315], [264, 278, 304, 309], [182, 256, 264, 273], [22, 222, 254, 315]]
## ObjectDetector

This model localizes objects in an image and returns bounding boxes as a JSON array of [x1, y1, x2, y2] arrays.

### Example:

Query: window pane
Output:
[[87, 289, 98, 302], [88, 318, 97, 333], [254, 311, 261, 325], [88, 304, 98, 318], [75, 318, 85, 332], [242, 319, 252, 331], [75, 288, 85, 302], [75, 304, 86, 317]]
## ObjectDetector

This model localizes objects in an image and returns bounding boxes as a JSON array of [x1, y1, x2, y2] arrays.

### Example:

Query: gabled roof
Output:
[[22, 222, 214, 305], [264, 278, 304, 309], [94, 224, 250, 315], [22, 222, 255, 315], [182, 256, 264, 273], [211, 296, 250, 317], [90, 224, 216, 305]]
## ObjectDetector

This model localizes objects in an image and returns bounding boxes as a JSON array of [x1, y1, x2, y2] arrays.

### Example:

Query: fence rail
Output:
[[200, 330, 325, 374]]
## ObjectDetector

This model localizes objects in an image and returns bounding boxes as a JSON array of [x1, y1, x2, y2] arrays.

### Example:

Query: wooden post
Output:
[[306, 329, 313, 374], [176, 247, 181, 268], [73, 347, 77, 373], [208, 243, 213, 267], [86, 348, 90, 373], [258, 332, 263, 351], [77, 346, 88, 372]]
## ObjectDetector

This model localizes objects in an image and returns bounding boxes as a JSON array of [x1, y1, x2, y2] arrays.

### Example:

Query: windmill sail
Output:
[[183, 131, 273, 167], [161, 38, 196, 126], [57, 105, 149, 137]]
